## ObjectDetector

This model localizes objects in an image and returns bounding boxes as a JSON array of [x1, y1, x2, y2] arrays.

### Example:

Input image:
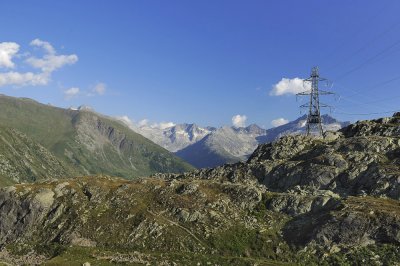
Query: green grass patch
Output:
[[208, 224, 294, 263], [45, 246, 293, 266], [44, 247, 114, 266]]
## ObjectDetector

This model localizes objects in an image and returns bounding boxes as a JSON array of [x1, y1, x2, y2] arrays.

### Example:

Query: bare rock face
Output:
[[265, 189, 341, 216], [0, 185, 68, 247], [33, 189, 55, 209]]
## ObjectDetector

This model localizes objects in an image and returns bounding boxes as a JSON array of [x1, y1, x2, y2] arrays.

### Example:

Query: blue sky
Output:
[[1, 1, 400, 128]]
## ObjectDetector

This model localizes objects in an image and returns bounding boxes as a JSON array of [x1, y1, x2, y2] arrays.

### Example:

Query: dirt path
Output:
[[146, 209, 208, 248]]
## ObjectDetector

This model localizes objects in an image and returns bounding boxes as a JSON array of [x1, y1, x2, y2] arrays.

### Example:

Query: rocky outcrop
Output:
[[283, 196, 400, 250], [0, 174, 398, 265], [265, 189, 341, 216], [0, 176, 275, 264], [0, 113, 399, 265], [170, 113, 400, 201]]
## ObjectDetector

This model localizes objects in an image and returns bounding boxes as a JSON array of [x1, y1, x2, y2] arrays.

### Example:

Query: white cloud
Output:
[[270, 77, 310, 96], [138, 119, 149, 127], [0, 71, 49, 87], [0, 42, 19, 68], [26, 39, 78, 73], [232, 114, 247, 127], [118, 115, 134, 126], [92, 82, 106, 95], [116, 116, 139, 131], [144, 121, 175, 129], [30, 39, 55, 54], [117, 116, 176, 130], [0, 39, 78, 88], [64, 87, 80, 100], [271, 118, 289, 127], [86, 82, 107, 97], [26, 53, 78, 73], [154, 122, 175, 129]]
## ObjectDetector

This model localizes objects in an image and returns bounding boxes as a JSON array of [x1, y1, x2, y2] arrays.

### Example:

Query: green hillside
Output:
[[0, 95, 193, 182], [0, 127, 72, 186]]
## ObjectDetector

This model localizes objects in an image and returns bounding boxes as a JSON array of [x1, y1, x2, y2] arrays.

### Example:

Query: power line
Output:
[[321, 4, 391, 63], [339, 74, 400, 98], [328, 73, 400, 112], [295, 7, 400, 121], [333, 84, 390, 111], [333, 89, 399, 115], [338, 94, 400, 108], [326, 19, 400, 72], [333, 38, 400, 81]]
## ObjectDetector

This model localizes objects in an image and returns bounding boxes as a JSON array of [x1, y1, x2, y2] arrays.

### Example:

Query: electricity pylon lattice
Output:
[[297, 67, 334, 138]]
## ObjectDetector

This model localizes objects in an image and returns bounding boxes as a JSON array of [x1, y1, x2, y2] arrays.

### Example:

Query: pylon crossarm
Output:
[[296, 90, 312, 96], [303, 77, 327, 82], [319, 89, 335, 95], [302, 103, 331, 108], [319, 103, 332, 108]]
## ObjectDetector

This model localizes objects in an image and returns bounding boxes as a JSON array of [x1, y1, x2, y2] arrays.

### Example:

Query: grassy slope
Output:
[[44, 247, 290, 266], [0, 176, 14, 187], [0, 96, 76, 152], [0, 126, 72, 184], [0, 95, 193, 181]]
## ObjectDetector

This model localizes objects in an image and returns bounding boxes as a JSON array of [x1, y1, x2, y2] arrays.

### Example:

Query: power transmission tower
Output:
[[297, 67, 334, 138]]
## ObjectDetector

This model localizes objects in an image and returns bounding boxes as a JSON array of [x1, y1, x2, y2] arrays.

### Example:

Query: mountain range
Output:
[[131, 115, 350, 168], [0, 94, 192, 185], [0, 94, 349, 187], [0, 112, 398, 265]]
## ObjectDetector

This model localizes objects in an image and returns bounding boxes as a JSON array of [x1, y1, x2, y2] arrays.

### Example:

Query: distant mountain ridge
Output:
[[132, 123, 214, 152], [132, 115, 349, 168]]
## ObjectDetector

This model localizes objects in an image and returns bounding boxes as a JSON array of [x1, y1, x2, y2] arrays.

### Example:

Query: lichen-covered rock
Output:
[[33, 188, 55, 209], [266, 190, 340, 216], [283, 197, 400, 250]]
